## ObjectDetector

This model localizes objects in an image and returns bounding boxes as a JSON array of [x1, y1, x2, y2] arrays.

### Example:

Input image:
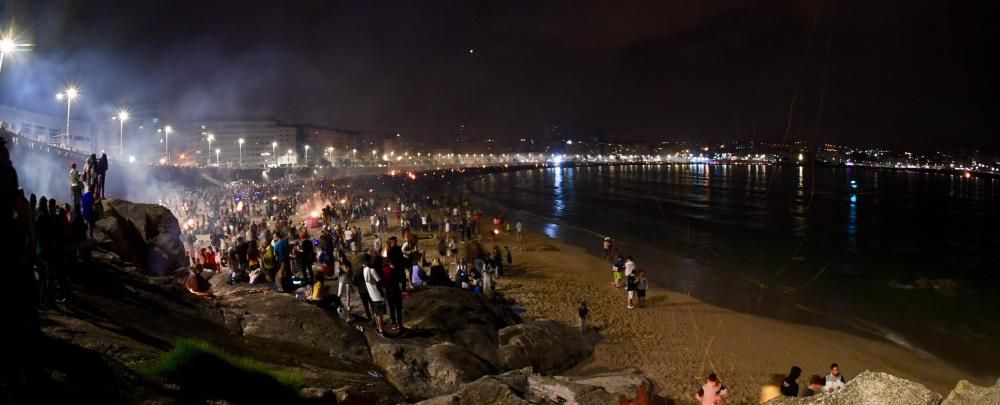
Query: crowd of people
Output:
[[170, 174, 520, 338]]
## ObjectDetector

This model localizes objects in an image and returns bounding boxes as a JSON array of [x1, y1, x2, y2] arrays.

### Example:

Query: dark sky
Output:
[[2, 0, 998, 150]]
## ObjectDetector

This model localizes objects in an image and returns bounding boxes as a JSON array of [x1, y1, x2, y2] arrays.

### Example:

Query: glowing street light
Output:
[[164, 125, 172, 164], [206, 134, 214, 166], [304, 144, 310, 167], [116, 109, 129, 158], [0, 31, 30, 72], [55, 86, 79, 148], [215, 148, 221, 166], [271, 141, 277, 166], [238, 138, 245, 167]]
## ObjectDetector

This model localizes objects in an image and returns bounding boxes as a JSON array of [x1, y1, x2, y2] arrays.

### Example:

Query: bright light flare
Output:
[[117, 109, 130, 121], [310, 210, 320, 219], [236, 201, 244, 211]]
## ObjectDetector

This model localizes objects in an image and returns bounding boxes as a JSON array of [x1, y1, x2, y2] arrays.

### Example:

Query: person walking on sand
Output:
[[636, 270, 648, 308], [612, 255, 625, 288], [516, 220, 523, 242], [626, 271, 638, 309], [624, 256, 636, 278], [578, 301, 589, 333], [696, 373, 729, 405], [602, 237, 611, 260]]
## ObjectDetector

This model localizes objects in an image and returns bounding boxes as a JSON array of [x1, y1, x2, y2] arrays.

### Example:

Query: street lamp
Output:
[[271, 141, 277, 166], [304, 145, 310, 167], [238, 138, 245, 167], [0, 32, 30, 73], [164, 125, 172, 164], [117, 109, 129, 158], [55, 86, 79, 148], [215, 148, 221, 166], [206, 134, 214, 166]]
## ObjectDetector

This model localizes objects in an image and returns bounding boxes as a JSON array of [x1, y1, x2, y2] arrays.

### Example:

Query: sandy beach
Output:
[[462, 229, 994, 404]]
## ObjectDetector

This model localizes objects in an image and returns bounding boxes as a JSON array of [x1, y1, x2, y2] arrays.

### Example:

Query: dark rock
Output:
[[418, 375, 531, 405], [563, 368, 654, 405], [228, 290, 371, 363], [370, 341, 495, 400], [764, 370, 941, 405], [942, 378, 1000, 405], [497, 319, 594, 373], [94, 198, 188, 275], [402, 286, 517, 366]]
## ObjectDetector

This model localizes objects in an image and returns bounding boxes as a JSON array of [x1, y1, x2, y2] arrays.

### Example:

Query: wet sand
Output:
[[481, 230, 990, 404]]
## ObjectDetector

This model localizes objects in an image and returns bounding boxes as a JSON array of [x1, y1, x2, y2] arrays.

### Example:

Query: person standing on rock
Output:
[[362, 255, 387, 337], [273, 231, 292, 293], [352, 255, 374, 322], [69, 163, 83, 212], [96, 153, 108, 199], [385, 236, 406, 331]]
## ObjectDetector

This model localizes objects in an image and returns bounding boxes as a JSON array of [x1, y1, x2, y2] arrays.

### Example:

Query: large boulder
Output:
[[220, 288, 371, 363], [942, 378, 1000, 405], [370, 341, 495, 400], [497, 319, 594, 373], [94, 198, 187, 275], [418, 367, 655, 405], [562, 368, 654, 405], [765, 370, 941, 405], [418, 373, 532, 405], [403, 286, 518, 366]]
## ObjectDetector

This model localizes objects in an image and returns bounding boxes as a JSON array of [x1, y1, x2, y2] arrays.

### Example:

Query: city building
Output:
[[295, 125, 357, 166], [194, 119, 297, 167], [0, 104, 96, 152]]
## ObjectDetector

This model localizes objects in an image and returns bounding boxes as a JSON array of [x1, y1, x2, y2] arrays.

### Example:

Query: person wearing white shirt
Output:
[[363, 261, 386, 336]]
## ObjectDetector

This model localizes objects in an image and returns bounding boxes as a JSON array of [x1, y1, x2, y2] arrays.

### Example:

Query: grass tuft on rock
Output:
[[143, 339, 305, 402]]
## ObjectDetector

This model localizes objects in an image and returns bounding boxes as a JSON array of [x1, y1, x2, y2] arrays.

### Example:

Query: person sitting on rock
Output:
[[184, 266, 214, 299], [824, 363, 846, 392], [804, 375, 825, 396]]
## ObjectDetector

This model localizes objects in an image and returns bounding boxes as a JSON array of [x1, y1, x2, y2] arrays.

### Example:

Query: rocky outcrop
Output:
[[370, 341, 495, 400], [765, 370, 941, 405], [419, 374, 531, 405], [942, 378, 1000, 405], [418, 367, 654, 405], [562, 368, 654, 405], [207, 271, 370, 363], [497, 319, 594, 373], [94, 198, 187, 275], [402, 286, 518, 366]]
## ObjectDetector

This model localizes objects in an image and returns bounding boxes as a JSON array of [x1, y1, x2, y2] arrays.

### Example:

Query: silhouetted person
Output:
[[0, 138, 43, 402], [96, 153, 108, 199], [781, 366, 802, 397]]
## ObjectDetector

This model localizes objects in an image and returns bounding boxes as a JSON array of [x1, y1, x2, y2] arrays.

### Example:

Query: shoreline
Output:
[[481, 227, 991, 403]]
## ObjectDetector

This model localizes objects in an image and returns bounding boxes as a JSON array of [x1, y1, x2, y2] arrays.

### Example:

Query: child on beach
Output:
[[696, 373, 729, 405], [578, 301, 589, 333], [637, 271, 648, 308]]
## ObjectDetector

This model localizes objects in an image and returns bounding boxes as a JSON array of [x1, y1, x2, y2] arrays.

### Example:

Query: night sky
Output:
[[2, 0, 998, 150]]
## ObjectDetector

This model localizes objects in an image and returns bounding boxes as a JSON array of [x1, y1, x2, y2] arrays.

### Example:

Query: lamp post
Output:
[[55, 86, 79, 148], [116, 110, 129, 159], [304, 145, 310, 167], [271, 141, 277, 166], [215, 148, 221, 166], [238, 138, 245, 167], [0, 34, 29, 73], [206, 134, 214, 166], [164, 125, 172, 164]]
